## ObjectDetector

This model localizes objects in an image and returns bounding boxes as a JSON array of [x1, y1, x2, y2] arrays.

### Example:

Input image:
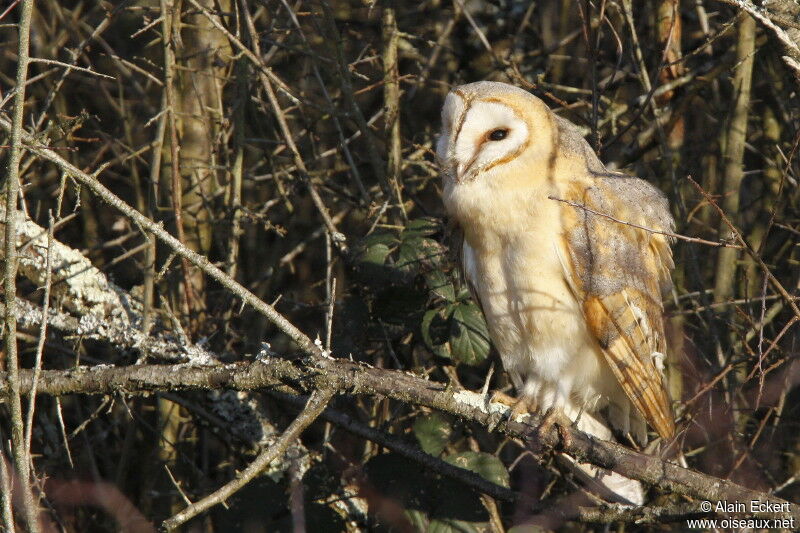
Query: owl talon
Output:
[[557, 422, 573, 449], [491, 391, 533, 422], [489, 391, 517, 407], [536, 407, 572, 447]]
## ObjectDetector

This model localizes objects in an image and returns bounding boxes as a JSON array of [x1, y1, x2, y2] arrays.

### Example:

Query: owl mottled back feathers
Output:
[[560, 175, 676, 439]]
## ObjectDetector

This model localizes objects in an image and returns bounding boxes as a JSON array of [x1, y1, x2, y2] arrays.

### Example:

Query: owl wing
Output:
[[559, 175, 676, 439]]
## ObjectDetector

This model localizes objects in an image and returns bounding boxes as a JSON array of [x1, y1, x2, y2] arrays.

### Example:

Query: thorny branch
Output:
[[3, 0, 41, 530], [687, 176, 800, 324], [1, 359, 798, 524]]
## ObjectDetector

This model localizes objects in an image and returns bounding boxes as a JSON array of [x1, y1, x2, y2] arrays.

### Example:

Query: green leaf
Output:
[[402, 217, 441, 238], [413, 412, 453, 456], [396, 237, 424, 276], [406, 509, 429, 531], [449, 302, 491, 365], [421, 307, 453, 359], [357, 229, 398, 265], [417, 237, 447, 269], [443, 451, 509, 488], [360, 242, 391, 266], [397, 237, 446, 277], [424, 269, 456, 303], [363, 230, 400, 248], [354, 231, 400, 285]]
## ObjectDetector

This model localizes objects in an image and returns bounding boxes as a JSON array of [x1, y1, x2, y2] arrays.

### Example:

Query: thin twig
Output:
[[0, 449, 14, 533], [318, 2, 388, 195], [164, 465, 192, 507], [34, 1, 132, 131], [225, 28, 246, 279], [688, 176, 800, 324], [222, 0, 347, 252], [548, 195, 742, 247], [182, 0, 300, 103], [275, 0, 370, 203], [3, 0, 41, 530], [27, 58, 115, 79], [54, 398, 73, 469], [325, 260, 336, 353], [382, 4, 407, 220], [23, 210, 55, 461], [142, 82, 168, 339], [452, 0, 498, 62], [161, 389, 334, 530], [0, 113, 324, 359], [161, 0, 198, 321]]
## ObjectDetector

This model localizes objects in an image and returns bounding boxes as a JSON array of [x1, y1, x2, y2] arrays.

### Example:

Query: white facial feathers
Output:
[[437, 91, 529, 183], [455, 102, 528, 180]]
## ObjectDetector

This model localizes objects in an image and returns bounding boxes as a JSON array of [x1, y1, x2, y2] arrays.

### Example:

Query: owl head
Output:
[[436, 81, 555, 186]]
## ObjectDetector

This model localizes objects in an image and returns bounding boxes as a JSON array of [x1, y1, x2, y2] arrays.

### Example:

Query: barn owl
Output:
[[436, 81, 676, 505]]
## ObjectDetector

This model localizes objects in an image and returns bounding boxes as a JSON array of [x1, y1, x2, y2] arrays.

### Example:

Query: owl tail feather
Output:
[[558, 408, 645, 506]]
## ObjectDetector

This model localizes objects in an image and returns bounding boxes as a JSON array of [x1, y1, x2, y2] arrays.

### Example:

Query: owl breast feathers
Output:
[[437, 81, 676, 447]]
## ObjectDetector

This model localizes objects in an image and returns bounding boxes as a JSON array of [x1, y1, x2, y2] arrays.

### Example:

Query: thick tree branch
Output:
[[1, 359, 797, 523], [0, 202, 136, 322]]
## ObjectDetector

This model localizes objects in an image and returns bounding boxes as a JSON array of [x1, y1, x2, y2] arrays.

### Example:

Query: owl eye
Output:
[[488, 128, 509, 141]]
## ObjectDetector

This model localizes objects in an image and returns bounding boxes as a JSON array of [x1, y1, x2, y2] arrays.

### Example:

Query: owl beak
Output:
[[456, 155, 478, 182], [455, 162, 468, 181]]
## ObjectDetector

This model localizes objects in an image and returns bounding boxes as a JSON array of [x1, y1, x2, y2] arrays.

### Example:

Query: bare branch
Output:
[[0, 113, 323, 360], [688, 177, 800, 324], [161, 389, 334, 530], [3, 0, 41, 529], [2, 359, 798, 524], [23, 211, 55, 464], [715, 0, 800, 85]]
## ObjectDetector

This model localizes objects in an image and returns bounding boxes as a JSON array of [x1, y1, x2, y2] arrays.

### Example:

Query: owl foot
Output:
[[490, 391, 533, 422], [537, 407, 573, 449], [489, 390, 516, 407]]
